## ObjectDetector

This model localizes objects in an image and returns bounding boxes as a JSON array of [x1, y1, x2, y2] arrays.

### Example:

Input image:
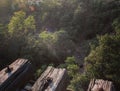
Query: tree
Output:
[[8, 11, 26, 34], [24, 15, 36, 32], [70, 74, 89, 91], [5, 11, 36, 60], [39, 30, 75, 62], [8, 11, 36, 35], [64, 56, 89, 91], [113, 17, 120, 34], [65, 56, 79, 77], [85, 32, 120, 89]]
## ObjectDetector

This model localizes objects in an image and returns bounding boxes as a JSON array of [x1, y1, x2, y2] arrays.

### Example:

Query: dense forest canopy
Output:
[[0, 0, 120, 91]]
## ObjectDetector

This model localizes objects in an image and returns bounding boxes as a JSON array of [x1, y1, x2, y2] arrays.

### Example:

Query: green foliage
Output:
[[85, 33, 120, 89], [65, 56, 79, 77], [48, 63, 54, 67], [65, 56, 78, 75], [8, 11, 36, 35], [34, 69, 42, 79], [41, 65, 47, 70], [39, 30, 75, 62], [6, 29, 75, 67], [8, 11, 26, 34], [0, 1, 120, 90], [69, 74, 89, 91], [113, 17, 120, 34], [65, 56, 89, 91], [39, 0, 119, 41], [24, 15, 36, 31], [57, 63, 66, 68], [1, 11, 36, 62], [34, 64, 47, 79], [67, 64, 79, 77], [0, 24, 7, 35], [39, 31, 56, 43]]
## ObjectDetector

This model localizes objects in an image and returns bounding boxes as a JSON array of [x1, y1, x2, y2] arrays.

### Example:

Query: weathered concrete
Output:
[[87, 79, 115, 91], [31, 66, 68, 91], [0, 58, 33, 91]]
